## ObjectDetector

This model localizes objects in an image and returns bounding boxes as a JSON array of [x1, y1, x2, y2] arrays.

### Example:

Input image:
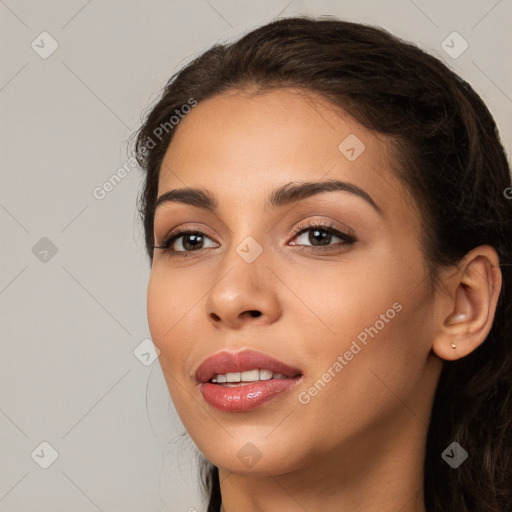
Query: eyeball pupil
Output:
[[184, 234, 203, 250], [310, 229, 330, 246]]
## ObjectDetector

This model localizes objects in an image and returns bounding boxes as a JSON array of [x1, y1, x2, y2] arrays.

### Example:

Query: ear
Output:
[[432, 245, 502, 361]]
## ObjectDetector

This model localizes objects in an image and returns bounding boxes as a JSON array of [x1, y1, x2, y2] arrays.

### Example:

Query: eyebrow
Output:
[[154, 179, 382, 215]]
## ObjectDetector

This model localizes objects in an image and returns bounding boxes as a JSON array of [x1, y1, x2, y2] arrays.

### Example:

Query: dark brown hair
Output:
[[134, 16, 512, 512]]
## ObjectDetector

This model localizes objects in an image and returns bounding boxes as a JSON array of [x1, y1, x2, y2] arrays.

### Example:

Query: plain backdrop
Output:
[[1, 0, 511, 510]]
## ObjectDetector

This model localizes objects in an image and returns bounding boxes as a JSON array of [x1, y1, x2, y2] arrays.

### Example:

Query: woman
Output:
[[134, 16, 512, 512]]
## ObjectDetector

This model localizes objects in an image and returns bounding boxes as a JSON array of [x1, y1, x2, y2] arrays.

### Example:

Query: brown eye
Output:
[[289, 223, 356, 249], [154, 230, 218, 255]]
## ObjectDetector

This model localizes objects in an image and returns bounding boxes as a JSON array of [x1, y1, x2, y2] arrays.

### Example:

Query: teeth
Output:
[[259, 369, 273, 381], [241, 369, 259, 382], [211, 369, 291, 383]]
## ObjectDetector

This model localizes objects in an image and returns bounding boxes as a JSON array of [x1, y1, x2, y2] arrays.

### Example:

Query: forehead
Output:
[[157, 88, 416, 220]]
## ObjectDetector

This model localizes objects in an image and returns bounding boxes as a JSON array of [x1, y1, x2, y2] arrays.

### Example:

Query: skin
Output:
[[146, 87, 502, 511]]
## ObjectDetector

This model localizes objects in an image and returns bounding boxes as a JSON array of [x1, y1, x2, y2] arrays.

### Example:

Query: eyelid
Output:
[[154, 215, 358, 256], [288, 217, 355, 239], [156, 219, 348, 244], [155, 222, 218, 245]]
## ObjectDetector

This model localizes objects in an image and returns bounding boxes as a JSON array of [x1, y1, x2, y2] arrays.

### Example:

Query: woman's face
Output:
[[147, 87, 444, 477]]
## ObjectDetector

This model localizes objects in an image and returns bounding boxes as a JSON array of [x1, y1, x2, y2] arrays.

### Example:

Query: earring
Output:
[[451, 343, 457, 349]]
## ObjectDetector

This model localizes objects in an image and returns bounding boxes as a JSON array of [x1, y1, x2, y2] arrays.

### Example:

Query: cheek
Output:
[[283, 250, 405, 339], [147, 270, 197, 413], [146, 268, 194, 363], [291, 311, 429, 455], [289, 247, 430, 401], [146, 272, 169, 350]]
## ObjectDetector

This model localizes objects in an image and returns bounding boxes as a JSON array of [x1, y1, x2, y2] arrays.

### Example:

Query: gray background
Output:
[[1, 1, 511, 511]]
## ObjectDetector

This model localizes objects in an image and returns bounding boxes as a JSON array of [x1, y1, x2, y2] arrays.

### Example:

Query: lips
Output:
[[195, 349, 302, 383], [195, 349, 303, 412]]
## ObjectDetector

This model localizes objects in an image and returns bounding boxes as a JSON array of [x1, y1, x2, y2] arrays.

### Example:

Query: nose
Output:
[[203, 253, 282, 330]]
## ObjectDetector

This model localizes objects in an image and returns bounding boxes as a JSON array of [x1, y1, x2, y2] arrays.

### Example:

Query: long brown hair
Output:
[[134, 16, 512, 512]]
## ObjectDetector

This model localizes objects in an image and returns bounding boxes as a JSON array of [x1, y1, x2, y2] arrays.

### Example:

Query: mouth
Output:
[[196, 348, 303, 384], [195, 349, 303, 412], [210, 368, 297, 386]]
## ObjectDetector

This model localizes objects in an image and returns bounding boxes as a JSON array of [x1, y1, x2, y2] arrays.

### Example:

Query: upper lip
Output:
[[195, 349, 303, 383]]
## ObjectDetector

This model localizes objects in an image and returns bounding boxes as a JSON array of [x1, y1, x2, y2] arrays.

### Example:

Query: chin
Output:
[[180, 419, 302, 473], [209, 445, 304, 477]]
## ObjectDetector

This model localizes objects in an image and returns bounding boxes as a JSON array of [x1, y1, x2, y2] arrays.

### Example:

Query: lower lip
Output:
[[199, 377, 302, 412]]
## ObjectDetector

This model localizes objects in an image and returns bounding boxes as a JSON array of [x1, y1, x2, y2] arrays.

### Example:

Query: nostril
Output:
[[209, 311, 261, 322]]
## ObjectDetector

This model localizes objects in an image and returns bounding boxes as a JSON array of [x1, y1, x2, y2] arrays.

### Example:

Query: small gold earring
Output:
[[451, 343, 457, 349]]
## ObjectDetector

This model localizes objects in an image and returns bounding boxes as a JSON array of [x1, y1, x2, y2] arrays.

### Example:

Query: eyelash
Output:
[[153, 220, 356, 257]]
